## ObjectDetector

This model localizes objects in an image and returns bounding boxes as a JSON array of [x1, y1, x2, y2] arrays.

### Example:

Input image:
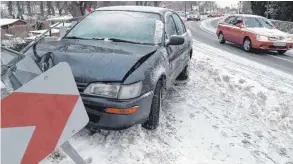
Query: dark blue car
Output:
[[24, 6, 193, 130]]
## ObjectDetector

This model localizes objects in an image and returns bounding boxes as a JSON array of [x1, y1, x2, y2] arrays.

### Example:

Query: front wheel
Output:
[[243, 38, 253, 52], [218, 32, 226, 44], [142, 81, 163, 130], [277, 50, 287, 54]]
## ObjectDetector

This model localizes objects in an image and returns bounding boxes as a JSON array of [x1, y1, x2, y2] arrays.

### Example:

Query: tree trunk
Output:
[[56, 2, 61, 15], [64, 2, 69, 15], [8, 1, 13, 17], [16, 1, 22, 19], [27, 1, 32, 16], [68, 2, 83, 17], [154, 1, 160, 7], [47, 1, 55, 16], [40, 1, 44, 16], [80, 1, 86, 16]]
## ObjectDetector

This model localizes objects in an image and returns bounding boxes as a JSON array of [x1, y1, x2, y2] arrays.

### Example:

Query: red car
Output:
[[216, 14, 293, 54]]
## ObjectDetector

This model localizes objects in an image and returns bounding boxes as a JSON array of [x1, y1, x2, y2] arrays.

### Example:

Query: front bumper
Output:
[[252, 40, 293, 50], [81, 91, 154, 130]]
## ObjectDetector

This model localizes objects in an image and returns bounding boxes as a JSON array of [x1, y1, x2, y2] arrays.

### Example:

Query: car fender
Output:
[[123, 48, 169, 94]]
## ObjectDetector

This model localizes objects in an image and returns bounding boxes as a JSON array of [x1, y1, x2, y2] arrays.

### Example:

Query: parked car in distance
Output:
[[217, 14, 293, 54], [24, 6, 193, 131], [187, 11, 201, 21], [207, 13, 216, 18]]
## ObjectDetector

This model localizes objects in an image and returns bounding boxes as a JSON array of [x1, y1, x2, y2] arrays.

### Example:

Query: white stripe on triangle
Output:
[[1, 126, 36, 164], [56, 97, 89, 146], [16, 62, 79, 95]]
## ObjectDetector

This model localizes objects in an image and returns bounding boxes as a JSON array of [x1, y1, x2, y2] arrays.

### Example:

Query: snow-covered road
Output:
[[43, 41, 293, 164]]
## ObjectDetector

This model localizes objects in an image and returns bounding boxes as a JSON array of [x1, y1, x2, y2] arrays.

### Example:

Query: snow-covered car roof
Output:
[[230, 14, 265, 18], [0, 19, 26, 26], [96, 6, 170, 15]]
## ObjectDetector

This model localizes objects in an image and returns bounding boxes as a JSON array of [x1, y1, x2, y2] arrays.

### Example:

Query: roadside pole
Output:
[[185, 1, 187, 17], [61, 141, 87, 164], [266, 1, 269, 18]]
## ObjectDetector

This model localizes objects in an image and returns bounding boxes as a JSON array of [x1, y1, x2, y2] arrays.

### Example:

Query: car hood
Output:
[[246, 27, 289, 37], [27, 39, 158, 83]]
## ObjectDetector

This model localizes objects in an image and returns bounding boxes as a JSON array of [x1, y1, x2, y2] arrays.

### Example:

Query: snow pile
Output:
[[1, 37, 28, 50], [200, 17, 219, 34], [41, 41, 293, 164]]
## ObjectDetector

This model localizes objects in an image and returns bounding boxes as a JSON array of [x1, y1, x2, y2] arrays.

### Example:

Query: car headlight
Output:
[[83, 81, 142, 99], [256, 35, 268, 41], [286, 36, 293, 41]]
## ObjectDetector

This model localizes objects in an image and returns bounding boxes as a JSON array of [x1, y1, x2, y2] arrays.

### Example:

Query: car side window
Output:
[[165, 15, 178, 39], [231, 16, 243, 25], [225, 16, 236, 25], [171, 13, 186, 35]]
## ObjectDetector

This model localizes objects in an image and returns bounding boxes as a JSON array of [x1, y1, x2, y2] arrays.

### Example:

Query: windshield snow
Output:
[[66, 11, 162, 44]]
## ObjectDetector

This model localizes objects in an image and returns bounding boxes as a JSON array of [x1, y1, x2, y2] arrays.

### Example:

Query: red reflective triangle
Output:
[[1, 92, 79, 164]]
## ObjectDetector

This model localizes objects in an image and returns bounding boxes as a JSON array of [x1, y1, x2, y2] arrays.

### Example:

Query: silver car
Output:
[[187, 11, 201, 21]]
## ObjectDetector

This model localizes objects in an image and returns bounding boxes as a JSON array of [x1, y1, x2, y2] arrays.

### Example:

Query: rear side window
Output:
[[225, 16, 236, 24], [171, 13, 186, 35]]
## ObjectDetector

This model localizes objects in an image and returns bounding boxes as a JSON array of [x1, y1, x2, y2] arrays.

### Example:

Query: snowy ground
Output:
[[42, 40, 293, 164]]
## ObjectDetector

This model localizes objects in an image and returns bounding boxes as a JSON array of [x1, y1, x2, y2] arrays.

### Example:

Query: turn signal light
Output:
[[105, 106, 138, 115]]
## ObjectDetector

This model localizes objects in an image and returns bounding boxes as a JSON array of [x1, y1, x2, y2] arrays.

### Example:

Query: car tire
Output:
[[142, 80, 163, 130], [218, 32, 226, 44], [277, 50, 287, 54], [243, 38, 253, 52]]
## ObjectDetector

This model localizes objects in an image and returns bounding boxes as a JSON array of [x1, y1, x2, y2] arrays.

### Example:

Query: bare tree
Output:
[[67, 2, 83, 17], [68, 1, 110, 17], [27, 1, 32, 16], [64, 1, 69, 15], [153, 1, 161, 7], [16, 1, 24, 19], [56, 1, 67, 15], [47, 1, 55, 16], [8, 1, 13, 17], [40, 1, 44, 16]]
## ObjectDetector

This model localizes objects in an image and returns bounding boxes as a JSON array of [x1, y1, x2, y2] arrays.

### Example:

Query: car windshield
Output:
[[244, 17, 274, 29], [65, 11, 162, 44], [190, 11, 199, 15]]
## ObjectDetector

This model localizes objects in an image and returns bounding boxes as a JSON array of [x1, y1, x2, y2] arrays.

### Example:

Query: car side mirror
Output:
[[166, 35, 185, 46], [236, 23, 243, 28]]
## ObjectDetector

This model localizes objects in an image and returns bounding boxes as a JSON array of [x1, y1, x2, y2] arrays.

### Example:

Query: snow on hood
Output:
[[246, 27, 289, 37]]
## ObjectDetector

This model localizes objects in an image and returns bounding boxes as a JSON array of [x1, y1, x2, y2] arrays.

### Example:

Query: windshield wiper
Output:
[[92, 37, 149, 45], [63, 36, 90, 40], [108, 38, 140, 44]]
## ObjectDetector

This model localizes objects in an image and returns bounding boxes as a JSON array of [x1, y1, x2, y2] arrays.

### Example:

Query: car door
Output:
[[222, 16, 236, 42], [165, 13, 181, 81], [230, 16, 244, 44], [171, 13, 190, 71]]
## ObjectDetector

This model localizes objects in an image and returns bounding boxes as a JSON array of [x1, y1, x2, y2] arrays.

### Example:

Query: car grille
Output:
[[76, 82, 87, 93], [269, 45, 287, 49], [269, 36, 285, 41]]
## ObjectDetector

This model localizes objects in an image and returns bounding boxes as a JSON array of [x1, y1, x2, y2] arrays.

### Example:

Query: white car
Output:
[[187, 11, 201, 21]]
